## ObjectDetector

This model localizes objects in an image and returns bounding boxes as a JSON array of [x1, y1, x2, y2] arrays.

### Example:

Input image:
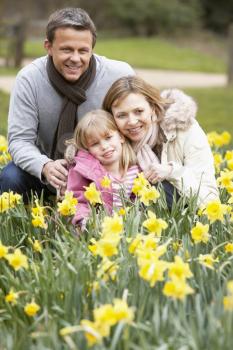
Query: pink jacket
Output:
[[67, 149, 137, 224]]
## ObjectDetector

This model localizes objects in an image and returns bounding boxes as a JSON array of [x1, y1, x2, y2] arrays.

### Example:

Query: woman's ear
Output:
[[120, 134, 125, 144], [151, 112, 157, 123]]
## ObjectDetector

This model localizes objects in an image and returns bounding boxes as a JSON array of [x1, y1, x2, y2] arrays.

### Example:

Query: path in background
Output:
[[0, 57, 227, 94]]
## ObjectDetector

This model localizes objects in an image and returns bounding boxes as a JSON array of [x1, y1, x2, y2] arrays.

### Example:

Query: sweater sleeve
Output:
[[8, 71, 51, 180], [67, 166, 91, 225], [167, 123, 219, 205]]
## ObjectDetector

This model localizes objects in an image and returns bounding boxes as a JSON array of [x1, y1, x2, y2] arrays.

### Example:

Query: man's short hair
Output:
[[46, 8, 97, 47]]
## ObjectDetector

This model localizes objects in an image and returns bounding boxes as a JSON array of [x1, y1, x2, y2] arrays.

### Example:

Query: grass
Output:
[[0, 35, 226, 73], [94, 37, 226, 73], [186, 87, 233, 136], [0, 90, 9, 135], [1, 86, 233, 137]]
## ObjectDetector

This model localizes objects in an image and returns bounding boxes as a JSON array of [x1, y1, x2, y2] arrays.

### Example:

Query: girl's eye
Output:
[[135, 109, 143, 115], [106, 135, 112, 140], [90, 142, 98, 147]]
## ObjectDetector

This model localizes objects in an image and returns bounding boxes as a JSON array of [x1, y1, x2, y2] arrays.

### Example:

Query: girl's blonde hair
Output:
[[73, 109, 137, 173]]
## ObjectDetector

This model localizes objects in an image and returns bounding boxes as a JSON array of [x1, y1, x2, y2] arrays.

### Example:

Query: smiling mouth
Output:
[[65, 65, 82, 72], [103, 150, 114, 158], [128, 126, 142, 134]]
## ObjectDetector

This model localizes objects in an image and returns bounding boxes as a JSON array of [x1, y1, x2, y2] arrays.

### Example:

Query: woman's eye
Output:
[[135, 109, 143, 114], [116, 114, 126, 119]]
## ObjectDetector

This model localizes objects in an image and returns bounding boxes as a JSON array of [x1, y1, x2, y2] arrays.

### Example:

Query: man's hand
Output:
[[42, 159, 68, 189]]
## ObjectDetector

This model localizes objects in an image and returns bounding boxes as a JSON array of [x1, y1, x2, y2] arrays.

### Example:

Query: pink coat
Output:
[[67, 149, 138, 225]]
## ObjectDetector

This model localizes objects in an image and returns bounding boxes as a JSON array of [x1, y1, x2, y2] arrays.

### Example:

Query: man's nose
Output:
[[70, 51, 81, 62]]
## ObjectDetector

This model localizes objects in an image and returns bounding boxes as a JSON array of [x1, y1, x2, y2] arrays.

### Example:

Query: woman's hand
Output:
[[137, 144, 159, 171], [144, 163, 173, 184]]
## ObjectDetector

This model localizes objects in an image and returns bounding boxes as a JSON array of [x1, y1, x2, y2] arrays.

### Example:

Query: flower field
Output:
[[0, 132, 233, 350]]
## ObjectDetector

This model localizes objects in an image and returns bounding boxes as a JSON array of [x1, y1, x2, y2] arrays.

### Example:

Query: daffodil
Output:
[[217, 170, 233, 189], [138, 186, 160, 206], [112, 298, 134, 323], [0, 240, 8, 258], [0, 135, 8, 152], [102, 213, 123, 236], [223, 280, 233, 311], [204, 200, 229, 223], [0, 191, 22, 213], [5, 289, 19, 305], [225, 242, 233, 253], [213, 152, 223, 173], [198, 253, 218, 270], [84, 183, 102, 205], [31, 199, 47, 229], [89, 236, 120, 258], [138, 258, 168, 287], [6, 248, 28, 271], [100, 176, 111, 189], [143, 210, 168, 236], [97, 258, 119, 281], [33, 240, 42, 253], [191, 222, 210, 244], [24, 301, 40, 316], [81, 319, 103, 346], [168, 256, 193, 281], [163, 277, 194, 300], [132, 172, 149, 195], [57, 191, 78, 216]]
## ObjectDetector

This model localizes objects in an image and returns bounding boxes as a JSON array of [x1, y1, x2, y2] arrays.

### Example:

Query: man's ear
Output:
[[44, 39, 52, 55]]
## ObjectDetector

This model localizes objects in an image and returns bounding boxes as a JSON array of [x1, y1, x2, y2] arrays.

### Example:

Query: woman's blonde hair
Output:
[[103, 75, 172, 122], [73, 109, 137, 173]]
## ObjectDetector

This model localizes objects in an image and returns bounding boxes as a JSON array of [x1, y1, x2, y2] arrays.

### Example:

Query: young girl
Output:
[[67, 109, 140, 228]]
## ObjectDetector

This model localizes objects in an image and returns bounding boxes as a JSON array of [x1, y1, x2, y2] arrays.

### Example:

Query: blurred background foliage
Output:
[[0, 0, 233, 37]]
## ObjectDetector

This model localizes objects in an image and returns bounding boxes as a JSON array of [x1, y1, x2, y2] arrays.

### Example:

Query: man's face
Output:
[[45, 27, 93, 82]]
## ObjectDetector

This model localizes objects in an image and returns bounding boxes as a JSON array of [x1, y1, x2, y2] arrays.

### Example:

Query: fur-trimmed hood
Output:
[[160, 89, 197, 138]]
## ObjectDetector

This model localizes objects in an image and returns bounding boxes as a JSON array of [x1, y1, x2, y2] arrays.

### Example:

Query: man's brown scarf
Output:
[[46, 55, 96, 160]]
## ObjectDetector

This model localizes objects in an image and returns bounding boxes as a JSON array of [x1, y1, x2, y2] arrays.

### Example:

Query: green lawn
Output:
[[1, 86, 233, 137], [0, 90, 9, 135], [0, 36, 225, 74], [185, 87, 233, 136]]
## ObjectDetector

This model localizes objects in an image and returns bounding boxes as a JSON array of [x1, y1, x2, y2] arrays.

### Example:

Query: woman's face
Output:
[[111, 93, 154, 142]]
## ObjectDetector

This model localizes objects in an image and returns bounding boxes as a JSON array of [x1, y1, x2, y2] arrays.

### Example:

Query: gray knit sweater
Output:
[[8, 54, 134, 179]]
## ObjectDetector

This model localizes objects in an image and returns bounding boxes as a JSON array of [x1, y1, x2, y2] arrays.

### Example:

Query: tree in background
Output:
[[106, 0, 203, 36], [201, 0, 233, 34]]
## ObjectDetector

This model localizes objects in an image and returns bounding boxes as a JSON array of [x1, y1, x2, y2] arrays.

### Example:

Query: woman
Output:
[[102, 76, 218, 207]]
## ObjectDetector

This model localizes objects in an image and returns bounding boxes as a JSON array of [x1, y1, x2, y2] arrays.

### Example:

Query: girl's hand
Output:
[[137, 144, 160, 171], [144, 163, 173, 184]]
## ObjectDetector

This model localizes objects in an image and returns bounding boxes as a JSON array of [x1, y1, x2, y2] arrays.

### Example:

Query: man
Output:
[[0, 8, 134, 200]]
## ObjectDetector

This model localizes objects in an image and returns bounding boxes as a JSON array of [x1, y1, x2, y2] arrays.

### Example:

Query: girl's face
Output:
[[86, 130, 124, 168], [111, 93, 155, 142]]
